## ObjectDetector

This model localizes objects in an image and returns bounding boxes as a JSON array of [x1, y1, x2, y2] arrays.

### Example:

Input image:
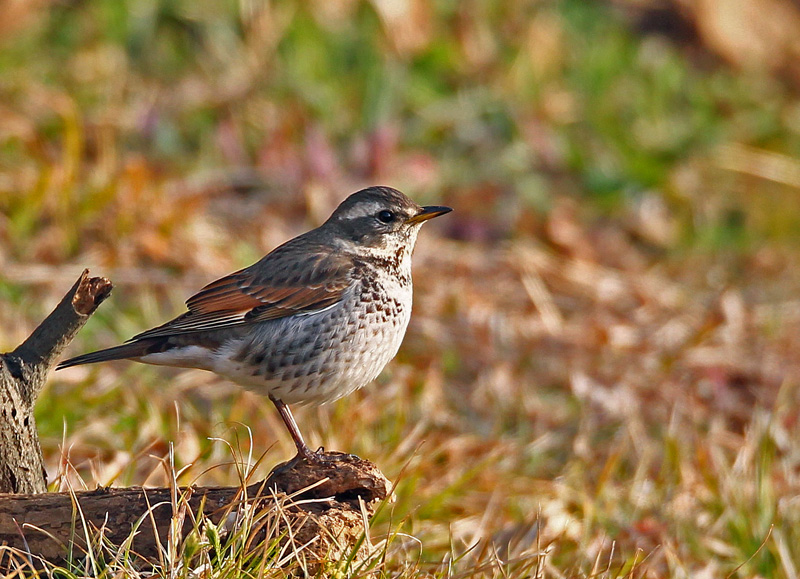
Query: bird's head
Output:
[[324, 186, 451, 257]]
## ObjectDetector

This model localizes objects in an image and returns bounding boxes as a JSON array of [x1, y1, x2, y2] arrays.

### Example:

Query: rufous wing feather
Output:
[[129, 245, 354, 341]]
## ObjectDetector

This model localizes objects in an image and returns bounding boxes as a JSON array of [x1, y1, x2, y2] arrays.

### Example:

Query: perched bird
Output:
[[58, 186, 451, 462]]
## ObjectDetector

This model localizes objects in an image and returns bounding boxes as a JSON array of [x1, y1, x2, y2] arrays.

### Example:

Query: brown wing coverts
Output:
[[129, 243, 354, 341]]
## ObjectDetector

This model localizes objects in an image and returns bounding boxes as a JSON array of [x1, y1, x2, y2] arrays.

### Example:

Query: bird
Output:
[[58, 186, 452, 463]]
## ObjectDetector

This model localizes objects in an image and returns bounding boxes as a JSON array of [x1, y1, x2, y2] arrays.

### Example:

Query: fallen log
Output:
[[0, 454, 392, 574]]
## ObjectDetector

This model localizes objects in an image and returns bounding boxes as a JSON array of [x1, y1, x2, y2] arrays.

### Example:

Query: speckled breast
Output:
[[218, 270, 413, 405]]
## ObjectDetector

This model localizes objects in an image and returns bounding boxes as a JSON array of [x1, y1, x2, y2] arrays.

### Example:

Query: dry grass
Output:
[[4, 0, 800, 576]]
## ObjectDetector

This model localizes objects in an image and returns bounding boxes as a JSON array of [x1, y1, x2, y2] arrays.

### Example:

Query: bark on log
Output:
[[0, 454, 392, 574], [0, 270, 112, 494]]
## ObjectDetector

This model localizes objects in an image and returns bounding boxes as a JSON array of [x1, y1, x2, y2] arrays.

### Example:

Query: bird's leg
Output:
[[269, 395, 318, 462], [269, 395, 359, 464]]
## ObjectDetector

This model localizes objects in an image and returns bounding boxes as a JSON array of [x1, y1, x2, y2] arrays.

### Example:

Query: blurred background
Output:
[[4, 0, 800, 576]]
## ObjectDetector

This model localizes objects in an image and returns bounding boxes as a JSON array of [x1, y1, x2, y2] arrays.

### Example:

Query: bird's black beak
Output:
[[405, 205, 453, 225]]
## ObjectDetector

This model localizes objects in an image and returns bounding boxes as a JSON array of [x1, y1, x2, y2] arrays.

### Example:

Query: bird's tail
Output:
[[57, 340, 161, 370]]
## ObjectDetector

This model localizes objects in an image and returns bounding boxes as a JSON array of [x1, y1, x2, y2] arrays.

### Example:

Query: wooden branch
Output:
[[0, 270, 112, 494], [0, 454, 392, 573]]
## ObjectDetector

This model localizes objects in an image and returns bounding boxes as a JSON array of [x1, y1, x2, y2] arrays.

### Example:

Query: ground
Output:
[[3, 1, 800, 577]]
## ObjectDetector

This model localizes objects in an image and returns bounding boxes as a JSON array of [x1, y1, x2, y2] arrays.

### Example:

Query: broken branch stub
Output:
[[0, 270, 112, 494]]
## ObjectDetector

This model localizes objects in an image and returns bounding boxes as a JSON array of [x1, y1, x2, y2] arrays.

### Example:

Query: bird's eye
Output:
[[377, 210, 395, 223]]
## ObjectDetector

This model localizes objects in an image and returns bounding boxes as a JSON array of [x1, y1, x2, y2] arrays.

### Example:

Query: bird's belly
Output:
[[211, 287, 411, 405]]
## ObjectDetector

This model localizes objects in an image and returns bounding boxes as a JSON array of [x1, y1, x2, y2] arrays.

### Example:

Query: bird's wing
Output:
[[128, 245, 355, 340]]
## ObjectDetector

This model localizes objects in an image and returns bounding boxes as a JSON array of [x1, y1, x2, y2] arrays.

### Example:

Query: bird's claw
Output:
[[303, 446, 360, 463]]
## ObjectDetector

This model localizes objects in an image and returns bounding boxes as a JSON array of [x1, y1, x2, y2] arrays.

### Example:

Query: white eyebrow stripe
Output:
[[339, 200, 384, 219]]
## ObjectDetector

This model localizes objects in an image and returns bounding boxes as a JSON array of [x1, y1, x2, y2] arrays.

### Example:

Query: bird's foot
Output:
[[267, 447, 360, 479], [308, 446, 360, 463], [294, 445, 359, 464]]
